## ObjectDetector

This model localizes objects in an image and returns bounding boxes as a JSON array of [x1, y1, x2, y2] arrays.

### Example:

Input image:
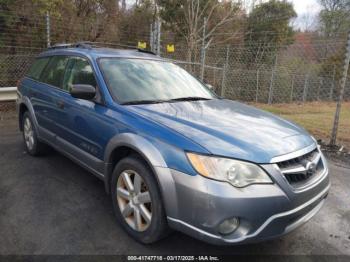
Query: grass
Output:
[[251, 102, 350, 148]]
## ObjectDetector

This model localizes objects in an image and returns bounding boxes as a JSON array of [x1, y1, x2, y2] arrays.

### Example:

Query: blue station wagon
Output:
[[17, 43, 330, 245]]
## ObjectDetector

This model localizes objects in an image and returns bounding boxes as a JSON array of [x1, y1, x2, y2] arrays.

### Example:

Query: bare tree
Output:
[[159, 0, 241, 62]]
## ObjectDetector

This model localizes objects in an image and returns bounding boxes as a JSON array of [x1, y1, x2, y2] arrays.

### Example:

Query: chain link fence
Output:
[[0, 53, 38, 87], [162, 42, 350, 103], [0, 11, 349, 148]]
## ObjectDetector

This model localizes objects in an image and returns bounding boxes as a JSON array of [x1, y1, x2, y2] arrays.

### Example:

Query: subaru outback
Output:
[[17, 43, 330, 245]]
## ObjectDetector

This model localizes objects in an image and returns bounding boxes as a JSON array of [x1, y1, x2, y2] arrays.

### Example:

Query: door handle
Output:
[[56, 100, 65, 109]]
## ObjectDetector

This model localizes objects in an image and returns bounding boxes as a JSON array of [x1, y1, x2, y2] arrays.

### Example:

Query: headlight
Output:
[[186, 153, 272, 188]]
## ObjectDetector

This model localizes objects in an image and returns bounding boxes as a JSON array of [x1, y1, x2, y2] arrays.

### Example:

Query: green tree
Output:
[[317, 1, 350, 87], [318, 0, 350, 37], [119, 0, 155, 45], [245, 0, 296, 65]]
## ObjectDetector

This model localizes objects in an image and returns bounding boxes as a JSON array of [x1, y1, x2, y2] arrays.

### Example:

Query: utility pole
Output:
[[200, 17, 207, 81], [46, 11, 51, 47], [330, 31, 350, 145]]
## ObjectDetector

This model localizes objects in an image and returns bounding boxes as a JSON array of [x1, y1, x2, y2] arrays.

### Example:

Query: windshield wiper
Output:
[[121, 99, 166, 105], [121, 97, 212, 105], [167, 97, 212, 102]]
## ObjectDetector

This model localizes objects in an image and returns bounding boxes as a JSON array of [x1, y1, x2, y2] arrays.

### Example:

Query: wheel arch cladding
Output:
[[104, 133, 168, 194], [18, 103, 28, 131], [104, 133, 181, 218], [18, 97, 39, 134]]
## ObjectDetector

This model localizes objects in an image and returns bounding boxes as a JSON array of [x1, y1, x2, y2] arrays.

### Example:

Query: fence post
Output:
[[221, 46, 229, 97], [330, 31, 350, 146], [46, 11, 51, 47], [200, 17, 207, 81], [329, 65, 336, 100], [302, 74, 309, 103], [255, 69, 260, 103], [156, 18, 161, 56], [317, 78, 323, 100], [268, 53, 277, 104], [150, 23, 153, 53], [290, 74, 294, 102]]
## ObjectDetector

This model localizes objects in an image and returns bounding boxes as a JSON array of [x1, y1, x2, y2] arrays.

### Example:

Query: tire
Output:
[[22, 111, 49, 156], [111, 155, 169, 244]]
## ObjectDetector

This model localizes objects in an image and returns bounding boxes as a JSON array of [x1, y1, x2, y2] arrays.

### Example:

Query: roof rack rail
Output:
[[48, 42, 94, 50], [48, 43, 74, 49], [137, 49, 156, 55], [48, 42, 157, 55], [97, 43, 156, 55]]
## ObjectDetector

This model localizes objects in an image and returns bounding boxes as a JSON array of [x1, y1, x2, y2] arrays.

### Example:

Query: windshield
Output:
[[98, 58, 215, 104]]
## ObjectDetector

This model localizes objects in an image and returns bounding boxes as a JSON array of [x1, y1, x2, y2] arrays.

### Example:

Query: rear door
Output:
[[35, 55, 70, 140], [24, 57, 52, 134]]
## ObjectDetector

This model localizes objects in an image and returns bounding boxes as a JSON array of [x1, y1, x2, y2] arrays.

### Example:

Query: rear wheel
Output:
[[22, 111, 48, 156], [111, 155, 169, 244]]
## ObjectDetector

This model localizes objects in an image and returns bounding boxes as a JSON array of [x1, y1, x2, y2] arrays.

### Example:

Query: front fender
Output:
[[104, 132, 168, 168], [103, 133, 179, 218]]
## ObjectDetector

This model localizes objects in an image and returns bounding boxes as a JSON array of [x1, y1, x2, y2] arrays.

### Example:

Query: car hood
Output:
[[127, 99, 314, 163]]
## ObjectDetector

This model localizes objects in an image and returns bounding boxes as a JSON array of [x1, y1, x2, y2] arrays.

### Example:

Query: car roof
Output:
[[38, 46, 166, 61]]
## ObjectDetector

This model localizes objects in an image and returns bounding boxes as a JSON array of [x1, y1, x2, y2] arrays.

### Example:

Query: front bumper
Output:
[[155, 157, 330, 245]]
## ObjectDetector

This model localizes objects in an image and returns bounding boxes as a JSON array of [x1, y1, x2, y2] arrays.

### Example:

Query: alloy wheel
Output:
[[23, 117, 34, 150], [116, 170, 152, 232]]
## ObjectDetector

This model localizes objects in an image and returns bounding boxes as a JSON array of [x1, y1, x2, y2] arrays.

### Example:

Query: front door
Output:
[[54, 56, 114, 175]]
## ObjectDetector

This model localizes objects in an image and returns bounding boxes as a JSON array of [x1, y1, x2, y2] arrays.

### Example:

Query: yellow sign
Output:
[[138, 41, 147, 49], [167, 44, 175, 53]]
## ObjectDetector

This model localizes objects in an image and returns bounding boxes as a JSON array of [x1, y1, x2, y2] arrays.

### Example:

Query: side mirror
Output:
[[70, 84, 96, 100]]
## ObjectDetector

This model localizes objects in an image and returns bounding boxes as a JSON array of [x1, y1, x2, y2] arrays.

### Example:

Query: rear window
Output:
[[26, 57, 50, 80]]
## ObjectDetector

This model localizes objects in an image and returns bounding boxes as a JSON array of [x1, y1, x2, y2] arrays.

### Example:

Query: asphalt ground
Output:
[[0, 116, 349, 255]]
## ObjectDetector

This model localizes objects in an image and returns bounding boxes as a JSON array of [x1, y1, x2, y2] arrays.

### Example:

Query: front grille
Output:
[[277, 148, 324, 188]]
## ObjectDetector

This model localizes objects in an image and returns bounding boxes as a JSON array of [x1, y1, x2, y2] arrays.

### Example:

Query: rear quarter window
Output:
[[26, 57, 50, 80]]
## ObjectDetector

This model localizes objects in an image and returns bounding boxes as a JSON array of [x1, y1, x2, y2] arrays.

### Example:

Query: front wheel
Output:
[[111, 155, 169, 244]]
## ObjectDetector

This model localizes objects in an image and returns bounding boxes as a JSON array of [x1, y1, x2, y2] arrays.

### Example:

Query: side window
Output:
[[40, 56, 70, 88], [26, 57, 50, 80], [62, 57, 97, 91]]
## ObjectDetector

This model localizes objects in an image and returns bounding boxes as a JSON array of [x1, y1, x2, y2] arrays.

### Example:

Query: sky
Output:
[[291, 0, 321, 16], [292, 0, 322, 14], [291, 0, 322, 30]]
